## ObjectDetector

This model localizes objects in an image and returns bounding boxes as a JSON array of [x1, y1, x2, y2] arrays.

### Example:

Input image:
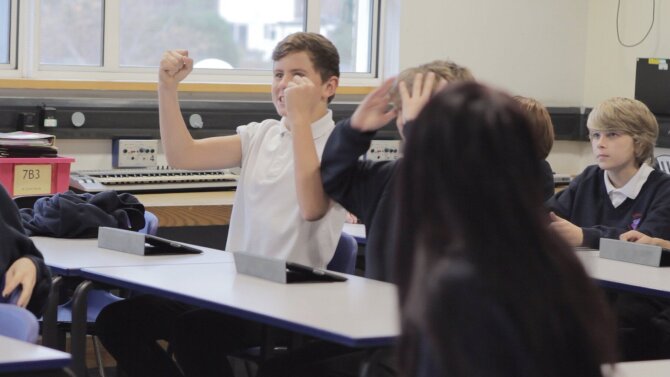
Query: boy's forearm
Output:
[[292, 121, 330, 221], [158, 85, 194, 168]]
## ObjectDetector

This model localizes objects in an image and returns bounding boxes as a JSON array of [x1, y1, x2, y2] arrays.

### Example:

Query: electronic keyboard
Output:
[[69, 168, 238, 193]]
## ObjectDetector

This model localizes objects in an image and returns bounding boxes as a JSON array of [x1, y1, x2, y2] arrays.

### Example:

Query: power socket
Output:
[[112, 139, 158, 168], [366, 140, 402, 161]]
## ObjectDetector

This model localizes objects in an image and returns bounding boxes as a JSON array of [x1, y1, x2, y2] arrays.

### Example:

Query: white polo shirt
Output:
[[226, 111, 346, 268]]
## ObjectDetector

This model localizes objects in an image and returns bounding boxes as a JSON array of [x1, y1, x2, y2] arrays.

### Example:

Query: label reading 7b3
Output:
[[13, 164, 52, 195]]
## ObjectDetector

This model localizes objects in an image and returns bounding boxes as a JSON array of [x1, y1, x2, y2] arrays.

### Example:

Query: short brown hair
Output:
[[587, 97, 658, 166], [514, 96, 555, 159], [390, 60, 474, 111], [272, 32, 340, 103]]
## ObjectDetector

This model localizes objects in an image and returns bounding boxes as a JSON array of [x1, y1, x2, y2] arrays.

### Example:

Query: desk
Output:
[[136, 191, 235, 227], [614, 359, 670, 376], [0, 335, 70, 374], [576, 249, 670, 299], [32, 236, 234, 276], [32, 236, 234, 377], [80, 263, 399, 348]]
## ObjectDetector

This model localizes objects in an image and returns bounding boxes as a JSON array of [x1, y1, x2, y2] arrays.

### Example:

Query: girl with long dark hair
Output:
[[395, 82, 618, 377]]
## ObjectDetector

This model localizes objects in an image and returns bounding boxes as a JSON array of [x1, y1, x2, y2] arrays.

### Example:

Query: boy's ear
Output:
[[322, 76, 339, 99]]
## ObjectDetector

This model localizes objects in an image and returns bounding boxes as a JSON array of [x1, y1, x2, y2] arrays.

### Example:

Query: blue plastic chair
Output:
[[0, 303, 40, 343], [140, 210, 159, 236], [655, 155, 670, 174], [327, 232, 359, 274], [57, 210, 158, 376]]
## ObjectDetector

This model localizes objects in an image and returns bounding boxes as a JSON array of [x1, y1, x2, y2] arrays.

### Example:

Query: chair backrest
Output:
[[327, 232, 358, 274], [656, 155, 670, 174], [58, 290, 124, 323], [140, 211, 159, 235], [0, 303, 40, 343]]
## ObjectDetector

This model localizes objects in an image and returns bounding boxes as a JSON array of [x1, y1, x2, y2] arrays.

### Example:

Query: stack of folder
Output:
[[0, 131, 58, 157]]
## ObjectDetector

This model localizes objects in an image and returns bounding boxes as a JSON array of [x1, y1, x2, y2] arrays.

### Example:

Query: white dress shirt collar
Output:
[[604, 163, 653, 208]]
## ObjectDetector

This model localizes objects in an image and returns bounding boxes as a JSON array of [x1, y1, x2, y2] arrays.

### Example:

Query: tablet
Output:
[[143, 234, 203, 255], [98, 226, 203, 256], [233, 252, 347, 284]]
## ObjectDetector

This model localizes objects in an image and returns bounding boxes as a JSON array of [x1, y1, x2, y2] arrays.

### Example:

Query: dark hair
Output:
[[395, 82, 618, 377], [514, 95, 555, 159], [272, 32, 340, 103]]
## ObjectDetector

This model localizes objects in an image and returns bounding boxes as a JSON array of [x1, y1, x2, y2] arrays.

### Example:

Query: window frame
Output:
[[6, 0, 383, 87]]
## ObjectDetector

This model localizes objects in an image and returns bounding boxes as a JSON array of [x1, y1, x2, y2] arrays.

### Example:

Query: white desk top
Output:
[[576, 249, 670, 298], [32, 236, 234, 275], [0, 335, 70, 373], [613, 359, 670, 377], [80, 263, 399, 347]]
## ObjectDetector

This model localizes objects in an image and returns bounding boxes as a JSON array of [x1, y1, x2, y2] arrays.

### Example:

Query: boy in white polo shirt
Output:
[[96, 32, 345, 377]]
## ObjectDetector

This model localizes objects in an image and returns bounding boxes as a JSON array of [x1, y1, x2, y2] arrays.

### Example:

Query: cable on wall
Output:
[[617, 0, 656, 47]]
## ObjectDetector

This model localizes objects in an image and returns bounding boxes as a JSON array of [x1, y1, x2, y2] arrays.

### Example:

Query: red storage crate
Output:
[[0, 157, 75, 196]]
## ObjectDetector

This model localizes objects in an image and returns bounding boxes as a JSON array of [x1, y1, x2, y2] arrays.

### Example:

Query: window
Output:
[[39, 0, 104, 66], [0, 0, 13, 66], [119, 0, 305, 70], [5, 0, 381, 82], [320, 0, 373, 74]]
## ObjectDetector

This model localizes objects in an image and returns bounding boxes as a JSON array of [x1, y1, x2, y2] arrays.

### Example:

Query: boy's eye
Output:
[[589, 132, 600, 140], [606, 131, 621, 138], [274, 72, 283, 79]]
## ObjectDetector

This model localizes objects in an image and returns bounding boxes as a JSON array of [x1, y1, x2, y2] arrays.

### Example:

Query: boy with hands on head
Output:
[[321, 61, 471, 282]]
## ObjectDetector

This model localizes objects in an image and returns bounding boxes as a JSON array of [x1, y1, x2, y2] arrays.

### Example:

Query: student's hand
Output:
[[350, 78, 398, 132], [620, 230, 652, 243], [345, 211, 358, 224], [548, 212, 584, 247], [159, 50, 194, 90], [284, 76, 322, 129], [620, 230, 670, 249], [397, 72, 447, 125], [2, 257, 36, 308]]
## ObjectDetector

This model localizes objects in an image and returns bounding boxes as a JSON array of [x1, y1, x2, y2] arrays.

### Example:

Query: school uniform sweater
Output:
[[321, 118, 398, 282], [547, 165, 670, 249], [539, 159, 555, 202]]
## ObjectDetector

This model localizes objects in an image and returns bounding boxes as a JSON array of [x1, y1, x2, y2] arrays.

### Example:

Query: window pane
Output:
[[0, 0, 9, 64], [320, 0, 372, 73], [39, 0, 103, 66], [120, 0, 305, 70]]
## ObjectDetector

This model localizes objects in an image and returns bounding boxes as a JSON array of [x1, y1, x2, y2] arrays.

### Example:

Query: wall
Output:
[[583, 0, 668, 105], [391, 0, 593, 174], [396, 0, 589, 105]]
